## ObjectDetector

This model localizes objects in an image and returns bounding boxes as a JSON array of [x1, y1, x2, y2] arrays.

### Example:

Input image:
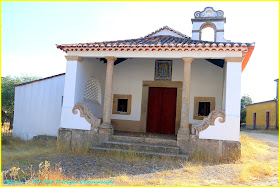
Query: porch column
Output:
[[100, 56, 117, 135], [224, 57, 243, 140], [60, 56, 84, 128], [177, 57, 193, 153]]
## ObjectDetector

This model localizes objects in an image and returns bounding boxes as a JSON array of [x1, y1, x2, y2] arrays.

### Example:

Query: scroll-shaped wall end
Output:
[[72, 103, 101, 131], [193, 110, 225, 133]]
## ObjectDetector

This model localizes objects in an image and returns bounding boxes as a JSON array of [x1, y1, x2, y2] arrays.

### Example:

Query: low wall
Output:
[[57, 128, 101, 148], [178, 135, 241, 161]]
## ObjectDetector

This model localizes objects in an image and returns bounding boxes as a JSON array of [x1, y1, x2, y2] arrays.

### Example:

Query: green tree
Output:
[[1, 75, 41, 129], [240, 95, 253, 124]]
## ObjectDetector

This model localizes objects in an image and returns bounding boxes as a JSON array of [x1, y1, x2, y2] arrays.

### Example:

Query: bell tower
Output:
[[191, 7, 230, 42]]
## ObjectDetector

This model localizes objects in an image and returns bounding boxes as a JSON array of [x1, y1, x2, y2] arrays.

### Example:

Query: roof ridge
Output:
[[144, 26, 190, 38]]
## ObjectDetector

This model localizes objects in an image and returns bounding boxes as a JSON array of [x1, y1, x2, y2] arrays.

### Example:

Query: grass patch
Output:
[[236, 134, 277, 183], [1, 133, 278, 186], [1, 136, 56, 164], [182, 162, 203, 174], [56, 140, 90, 154], [238, 161, 273, 183], [239, 133, 271, 162]]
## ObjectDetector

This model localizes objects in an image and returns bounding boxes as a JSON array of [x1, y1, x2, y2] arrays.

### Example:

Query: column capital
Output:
[[65, 56, 84, 62], [105, 56, 117, 63], [225, 57, 244, 63], [182, 57, 194, 63]]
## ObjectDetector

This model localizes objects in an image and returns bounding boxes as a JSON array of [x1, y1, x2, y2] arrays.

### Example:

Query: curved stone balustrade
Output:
[[193, 110, 225, 133], [72, 103, 101, 131]]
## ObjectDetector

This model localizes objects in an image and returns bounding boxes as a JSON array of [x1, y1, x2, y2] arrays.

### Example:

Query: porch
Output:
[[58, 55, 242, 158]]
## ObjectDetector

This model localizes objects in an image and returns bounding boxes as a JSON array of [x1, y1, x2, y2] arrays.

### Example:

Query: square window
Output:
[[112, 94, 132, 115], [198, 102, 211, 116], [117, 99, 128, 113], [193, 97, 215, 120]]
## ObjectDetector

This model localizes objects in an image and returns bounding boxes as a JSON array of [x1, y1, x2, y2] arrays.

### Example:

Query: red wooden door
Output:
[[266, 111, 270, 129], [146, 87, 177, 134], [253, 113, 257, 129]]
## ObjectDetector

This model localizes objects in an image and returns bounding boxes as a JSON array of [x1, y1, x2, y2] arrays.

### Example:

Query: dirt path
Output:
[[241, 131, 279, 147]]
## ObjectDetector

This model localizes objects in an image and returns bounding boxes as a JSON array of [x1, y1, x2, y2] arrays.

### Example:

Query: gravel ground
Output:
[[5, 152, 183, 180], [2, 131, 279, 185]]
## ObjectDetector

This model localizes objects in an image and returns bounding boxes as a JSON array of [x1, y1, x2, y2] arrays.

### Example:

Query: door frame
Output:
[[253, 112, 257, 129], [265, 110, 270, 129], [140, 81, 183, 134]]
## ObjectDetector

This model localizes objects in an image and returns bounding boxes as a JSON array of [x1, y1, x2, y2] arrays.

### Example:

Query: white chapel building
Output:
[[13, 7, 255, 158]]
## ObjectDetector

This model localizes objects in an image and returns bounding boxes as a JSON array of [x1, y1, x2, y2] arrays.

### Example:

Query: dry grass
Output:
[[182, 162, 203, 174], [1, 133, 278, 186], [236, 134, 278, 183], [1, 136, 56, 164], [1, 123, 13, 136], [56, 140, 90, 154]]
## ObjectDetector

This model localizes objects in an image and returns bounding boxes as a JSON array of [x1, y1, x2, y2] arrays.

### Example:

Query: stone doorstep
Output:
[[89, 147, 189, 161], [101, 141, 180, 154], [110, 135, 177, 146]]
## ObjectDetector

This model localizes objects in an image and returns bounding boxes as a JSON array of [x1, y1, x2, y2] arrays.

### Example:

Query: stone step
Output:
[[89, 147, 189, 160], [109, 135, 177, 146], [101, 141, 180, 154]]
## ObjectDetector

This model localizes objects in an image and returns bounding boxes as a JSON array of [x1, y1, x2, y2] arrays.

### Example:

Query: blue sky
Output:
[[1, 1, 279, 102]]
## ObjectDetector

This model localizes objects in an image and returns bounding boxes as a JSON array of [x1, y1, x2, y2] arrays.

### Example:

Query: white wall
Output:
[[60, 57, 224, 134], [60, 58, 106, 130], [74, 58, 107, 118], [199, 61, 242, 141], [13, 75, 65, 140], [111, 58, 224, 124]]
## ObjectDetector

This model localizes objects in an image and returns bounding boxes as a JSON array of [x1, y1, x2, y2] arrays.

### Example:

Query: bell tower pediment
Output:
[[191, 7, 230, 42]]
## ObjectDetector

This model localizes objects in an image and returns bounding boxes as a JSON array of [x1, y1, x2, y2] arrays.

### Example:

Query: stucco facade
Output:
[[13, 7, 255, 159], [246, 101, 277, 129], [13, 74, 65, 140]]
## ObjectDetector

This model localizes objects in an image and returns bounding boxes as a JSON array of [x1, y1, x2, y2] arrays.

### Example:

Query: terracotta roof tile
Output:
[[57, 35, 253, 50]]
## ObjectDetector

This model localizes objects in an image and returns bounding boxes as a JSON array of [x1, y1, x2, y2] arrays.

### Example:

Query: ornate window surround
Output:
[[193, 97, 215, 120], [112, 94, 132, 115]]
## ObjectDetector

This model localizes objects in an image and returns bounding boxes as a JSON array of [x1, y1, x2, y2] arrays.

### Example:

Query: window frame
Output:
[[193, 97, 215, 120], [112, 94, 132, 115]]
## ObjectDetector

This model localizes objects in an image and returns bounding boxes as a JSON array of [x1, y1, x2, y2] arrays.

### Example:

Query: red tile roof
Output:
[[57, 35, 254, 52], [56, 26, 255, 72]]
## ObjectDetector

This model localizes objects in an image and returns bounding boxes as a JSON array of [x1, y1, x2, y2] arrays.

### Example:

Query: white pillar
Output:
[[60, 56, 84, 129], [198, 57, 243, 141], [100, 56, 116, 135], [224, 57, 243, 117], [199, 58, 243, 141], [223, 57, 243, 140], [177, 57, 193, 152]]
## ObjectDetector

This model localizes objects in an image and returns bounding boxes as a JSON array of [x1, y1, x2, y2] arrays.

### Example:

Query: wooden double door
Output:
[[146, 87, 177, 134]]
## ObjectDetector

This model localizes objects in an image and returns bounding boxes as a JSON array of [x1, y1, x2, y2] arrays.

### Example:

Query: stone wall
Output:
[[178, 135, 241, 161], [58, 128, 241, 161], [57, 128, 101, 149]]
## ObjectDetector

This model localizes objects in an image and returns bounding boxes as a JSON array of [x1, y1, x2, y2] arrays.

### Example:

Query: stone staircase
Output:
[[89, 135, 189, 160]]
